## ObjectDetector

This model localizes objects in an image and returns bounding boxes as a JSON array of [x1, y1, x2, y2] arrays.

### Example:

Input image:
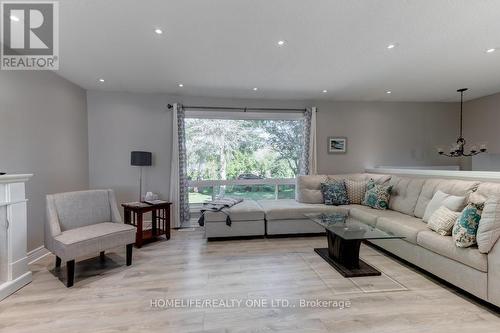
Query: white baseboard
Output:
[[0, 272, 32, 302], [27, 246, 50, 265]]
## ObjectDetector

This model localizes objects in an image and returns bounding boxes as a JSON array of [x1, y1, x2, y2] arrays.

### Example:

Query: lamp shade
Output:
[[131, 151, 152, 166]]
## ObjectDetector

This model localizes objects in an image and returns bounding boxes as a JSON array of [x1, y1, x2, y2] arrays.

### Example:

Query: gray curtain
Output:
[[177, 105, 190, 225], [299, 108, 312, 175], [299, 107, 317, 175]]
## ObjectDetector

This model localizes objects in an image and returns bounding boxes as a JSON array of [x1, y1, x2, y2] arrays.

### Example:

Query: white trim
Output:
[[27, 246, 50, 265], [376, 165, 460, 171], [185, 110, 304, 120], [0, 199, 27, 208], [0, 272, 32, 302], [366, 167, 500, 182], [0, 174, 33, 184], [188, 178, 295, 187]]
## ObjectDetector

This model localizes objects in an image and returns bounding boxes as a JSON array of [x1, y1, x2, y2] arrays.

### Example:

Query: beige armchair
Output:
[[45, 189, 136, 287]]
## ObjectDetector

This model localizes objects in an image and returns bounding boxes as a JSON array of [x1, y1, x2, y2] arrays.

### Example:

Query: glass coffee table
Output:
[[305, 212, 404, 278]]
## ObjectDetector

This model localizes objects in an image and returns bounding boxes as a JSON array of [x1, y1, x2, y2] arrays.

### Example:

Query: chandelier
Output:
[[437, 88, 487, 157]]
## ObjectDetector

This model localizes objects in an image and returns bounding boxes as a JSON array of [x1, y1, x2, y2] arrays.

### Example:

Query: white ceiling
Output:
[[57, 0, 500, 102]]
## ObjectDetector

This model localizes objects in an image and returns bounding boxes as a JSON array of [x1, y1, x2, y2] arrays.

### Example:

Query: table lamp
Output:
[[131, 151, 152, 201]]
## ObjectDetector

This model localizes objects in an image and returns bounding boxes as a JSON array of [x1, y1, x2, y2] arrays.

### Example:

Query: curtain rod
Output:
[[166, 104, 308, 113]]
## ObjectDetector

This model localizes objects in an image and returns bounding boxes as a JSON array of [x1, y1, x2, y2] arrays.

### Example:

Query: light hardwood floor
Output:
[[0, 228, 499, 332]]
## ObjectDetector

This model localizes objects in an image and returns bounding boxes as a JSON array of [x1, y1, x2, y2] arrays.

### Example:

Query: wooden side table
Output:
[[122, 202, 172, 248]]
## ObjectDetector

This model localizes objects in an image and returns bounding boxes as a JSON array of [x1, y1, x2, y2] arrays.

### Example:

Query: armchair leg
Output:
[[55, 256, 61, 268], [66, 260, 75, 287], [126, 244, 133, 266], [100, 251, 105, 262]]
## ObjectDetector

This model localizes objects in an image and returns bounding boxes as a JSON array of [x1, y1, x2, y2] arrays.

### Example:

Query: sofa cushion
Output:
[[388, 176, 425, 215], [344, 179, 368, 204], [296, 174, 390, 204], [348, 205, 378, 226], [422, 190, 466, 223], [477, 197, 500, 254], [349, 205, 406, 227], [414, 178, 479, 218], [320, 180, 349, 205], [376, 214, 428, 244], [417, 230, 487, 272], [470, 182, 500, 205], [328, 173, 391, 184], [257, 199, 348, 220], [204, 200, 265, 222], [295, 175, 327, 204], [327, 173, 364, 182], [53, 222, 136, 260], [54, 190, 112, 231]]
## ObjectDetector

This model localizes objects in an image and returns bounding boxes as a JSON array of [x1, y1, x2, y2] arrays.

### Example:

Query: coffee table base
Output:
[[314, 248, 381, 277]]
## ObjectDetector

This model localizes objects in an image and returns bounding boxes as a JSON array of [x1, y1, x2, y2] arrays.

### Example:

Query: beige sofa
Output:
[[203, 172, 500, 308], [292, 173, 500, 308]]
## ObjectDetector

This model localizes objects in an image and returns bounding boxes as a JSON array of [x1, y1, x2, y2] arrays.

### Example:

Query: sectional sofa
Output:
[[204, 172, 500, 308]]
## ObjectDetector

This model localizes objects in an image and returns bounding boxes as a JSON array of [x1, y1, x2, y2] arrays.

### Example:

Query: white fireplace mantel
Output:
[[0, 174, 33, 301]]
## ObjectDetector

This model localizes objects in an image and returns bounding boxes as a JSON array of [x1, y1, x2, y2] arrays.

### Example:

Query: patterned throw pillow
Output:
[[344, 179, 368, 204], [362, 180, 393, 210], [320, 180, 349, 206], [428, 206, 460, 236], [452, 203, 484, 248]]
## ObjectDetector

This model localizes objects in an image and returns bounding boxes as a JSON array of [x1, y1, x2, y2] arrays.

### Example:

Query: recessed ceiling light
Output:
[[386, 90, 392, 94], [98, 78, 105, 83], [154, 28, 163, 35], [10, 15, 20, 22], [387, 43, 397, 49], [277, 40, 285, 46], [252, 87, 258, 91], [178, 83, 184, 87], [486, 48, 496, 53], [322, 90, 328, 93]]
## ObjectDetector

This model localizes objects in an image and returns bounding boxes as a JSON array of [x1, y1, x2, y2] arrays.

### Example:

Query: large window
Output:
[[185, 115, 304, 203]]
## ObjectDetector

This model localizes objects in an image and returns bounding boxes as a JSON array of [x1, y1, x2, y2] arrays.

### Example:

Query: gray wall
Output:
[[87, 92, 172, 206], [463, 92, 500, 171], [87, 91, 309, 206], [464, 92, 500, 154], [315, 101, 461, 174], [87, 91, 461, 206], [0, 71, 88, 251]]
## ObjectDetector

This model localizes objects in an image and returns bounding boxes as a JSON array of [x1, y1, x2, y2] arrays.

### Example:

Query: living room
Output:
[[1, 0, 500, 332]]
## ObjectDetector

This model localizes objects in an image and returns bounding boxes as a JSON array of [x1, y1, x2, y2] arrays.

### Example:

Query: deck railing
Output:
[[188, 178, 296, 207]]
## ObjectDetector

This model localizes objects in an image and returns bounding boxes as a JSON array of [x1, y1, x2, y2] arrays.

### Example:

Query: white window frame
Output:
[[185, 110, 303, 206]]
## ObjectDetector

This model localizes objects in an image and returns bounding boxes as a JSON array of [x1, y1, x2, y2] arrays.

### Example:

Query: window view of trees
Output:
[[185, 118, 304, 202]]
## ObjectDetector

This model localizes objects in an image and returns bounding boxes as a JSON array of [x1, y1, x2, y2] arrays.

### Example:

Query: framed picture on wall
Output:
[[328, 137, 347, 154]]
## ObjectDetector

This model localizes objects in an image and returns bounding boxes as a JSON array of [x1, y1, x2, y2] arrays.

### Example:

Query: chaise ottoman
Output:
[[203, 199, 266, 240]]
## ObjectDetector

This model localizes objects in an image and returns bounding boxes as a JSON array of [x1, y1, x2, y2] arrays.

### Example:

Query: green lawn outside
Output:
[[188, 185, 295, 203]]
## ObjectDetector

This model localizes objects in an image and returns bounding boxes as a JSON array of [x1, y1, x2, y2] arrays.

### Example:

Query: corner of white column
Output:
[[0, 174, 33, 301]]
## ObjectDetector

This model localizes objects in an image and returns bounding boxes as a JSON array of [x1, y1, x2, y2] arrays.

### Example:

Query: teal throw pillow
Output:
[[362, 179, 392, 210], [320, 180, 349, 206], [452, 203, 483, 248]]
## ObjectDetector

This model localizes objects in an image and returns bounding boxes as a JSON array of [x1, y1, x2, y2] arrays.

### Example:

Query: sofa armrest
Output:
[[45, 194, 62, 252], [487, 239, 500, 307], [108, 189, 123, 223]]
